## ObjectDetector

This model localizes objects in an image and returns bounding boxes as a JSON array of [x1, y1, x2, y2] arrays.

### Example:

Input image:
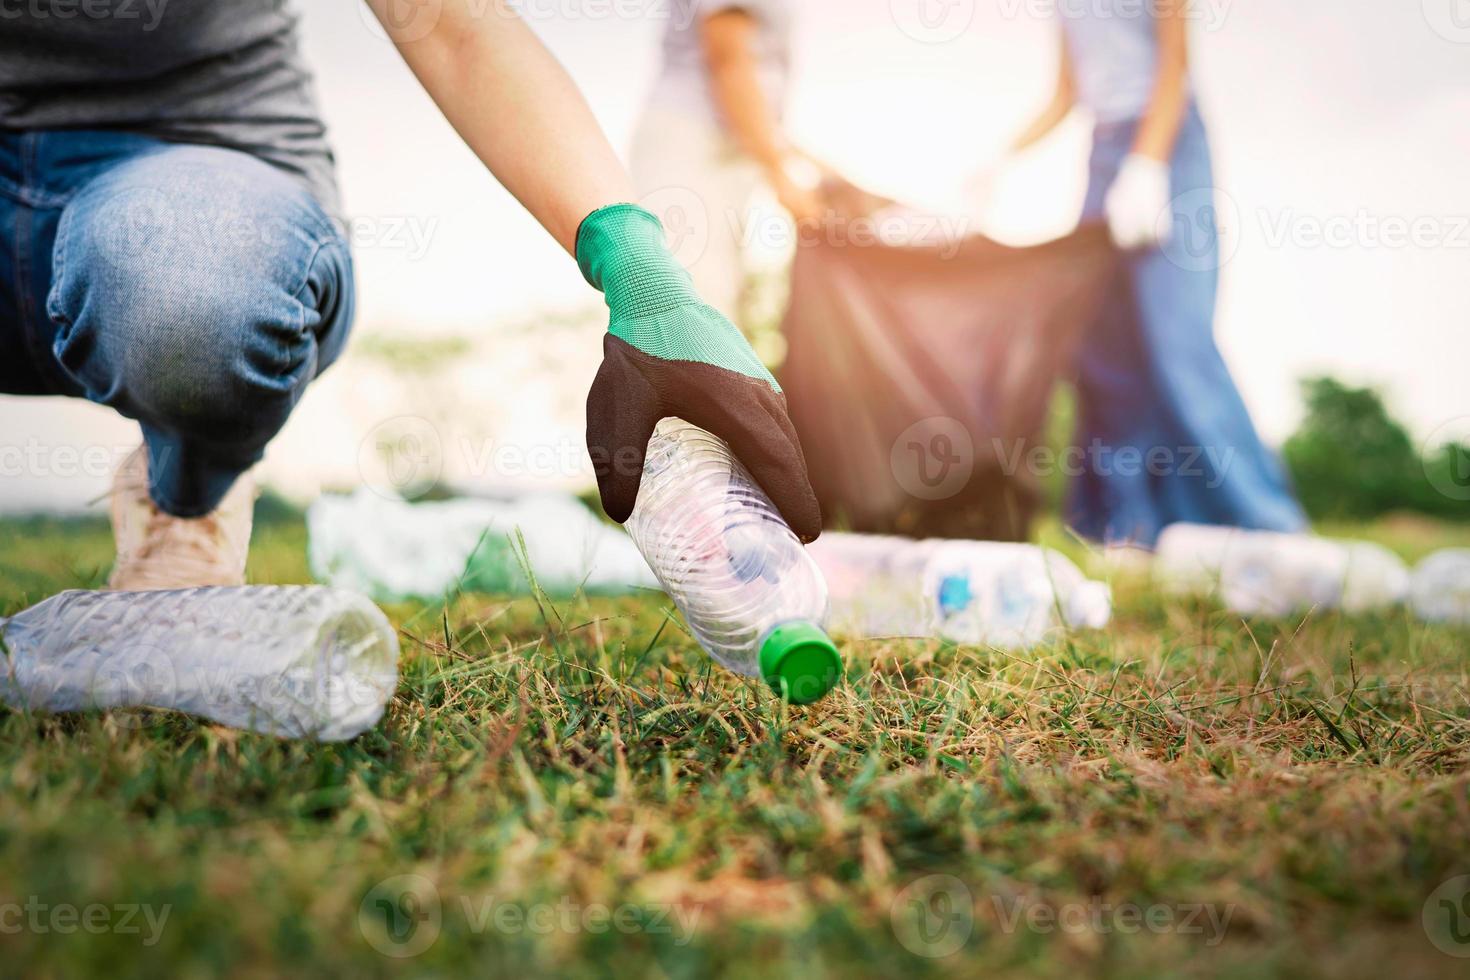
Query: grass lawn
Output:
[[1, 512, 1469, 977]]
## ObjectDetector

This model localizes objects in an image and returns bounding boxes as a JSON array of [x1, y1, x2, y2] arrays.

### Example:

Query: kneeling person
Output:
[[0, 1, 820, 590]]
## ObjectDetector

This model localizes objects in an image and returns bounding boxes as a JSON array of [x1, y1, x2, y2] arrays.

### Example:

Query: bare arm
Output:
[[701, 9, 822, 220], [1129, 0, 1190, 162], [702, 11, 784, 174], [1010, 32, 1076, 153], [364, 0, 633, 254]]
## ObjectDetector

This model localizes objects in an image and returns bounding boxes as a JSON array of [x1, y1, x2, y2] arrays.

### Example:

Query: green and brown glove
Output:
[[577, 203, 821, 541]]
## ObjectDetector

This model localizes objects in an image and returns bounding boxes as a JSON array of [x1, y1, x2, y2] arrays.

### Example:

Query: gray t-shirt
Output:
[[0, 0, 340, 218], [649, 0, 791, 122]]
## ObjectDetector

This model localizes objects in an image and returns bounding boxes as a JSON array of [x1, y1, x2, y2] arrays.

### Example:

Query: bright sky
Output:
[[2, 0, 1467, 511], [304, 0, 1470, 437]]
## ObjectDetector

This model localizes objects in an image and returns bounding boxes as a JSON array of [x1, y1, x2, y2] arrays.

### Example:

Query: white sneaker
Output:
[[107, 446, 256, 591]]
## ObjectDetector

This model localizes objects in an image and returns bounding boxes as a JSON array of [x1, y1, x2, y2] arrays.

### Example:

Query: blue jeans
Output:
[[1067, 108, 1306, 546], [0, 130, 354, 517]]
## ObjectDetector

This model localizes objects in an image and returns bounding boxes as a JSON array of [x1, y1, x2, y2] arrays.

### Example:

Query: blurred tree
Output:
[[1283, 376, 1468, 521]]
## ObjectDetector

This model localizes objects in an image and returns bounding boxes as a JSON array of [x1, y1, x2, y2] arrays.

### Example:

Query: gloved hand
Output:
[[1104, 153, 1172, 250], [577, 203, 821, 541]]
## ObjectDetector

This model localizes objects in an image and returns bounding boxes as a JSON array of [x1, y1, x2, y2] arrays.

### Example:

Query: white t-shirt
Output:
[[647, 0, 791, 122], [1059, 1, 1170, 124]]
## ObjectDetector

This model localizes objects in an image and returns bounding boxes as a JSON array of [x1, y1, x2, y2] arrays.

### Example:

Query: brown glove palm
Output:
[[577, 204, 821, 541]]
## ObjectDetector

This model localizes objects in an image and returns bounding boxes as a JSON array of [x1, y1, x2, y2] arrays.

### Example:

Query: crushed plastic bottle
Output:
[[0, 586, 398, 741], [807, 531, 1111, 647], [625, 419, 840, 704], [1410, 548, 1470, 624], [1151, 523, 1240, 596], [1155, 523, 1410, 616], [308, 488, 658, 602]]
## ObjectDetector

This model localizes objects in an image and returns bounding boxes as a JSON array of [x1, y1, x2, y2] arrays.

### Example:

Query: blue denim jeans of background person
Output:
[[1068, 106, 1306, 546], [0, 130, 354, 517]]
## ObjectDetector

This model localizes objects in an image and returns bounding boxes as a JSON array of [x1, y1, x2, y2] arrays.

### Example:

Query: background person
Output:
[[631, 0, 832, 322], [0, 0, 820, 590], [1008, 0, 1306, 548]]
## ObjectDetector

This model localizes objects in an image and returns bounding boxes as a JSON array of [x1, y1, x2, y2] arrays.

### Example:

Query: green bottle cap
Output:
[[759, 620, 842, 705]]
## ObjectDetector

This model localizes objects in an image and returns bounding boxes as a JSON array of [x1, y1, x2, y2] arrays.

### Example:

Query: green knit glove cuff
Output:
[[576, 203, 779, 391]]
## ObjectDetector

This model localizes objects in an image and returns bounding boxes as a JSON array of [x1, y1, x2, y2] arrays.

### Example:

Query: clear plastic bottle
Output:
[[625, 419, 840, 703], [0, 586, 399, 741], [1410, 548, 1470, 624], [1155, 523, 1410, 616], [807, 531, 1112, 647], [308, 487, 658, 602], [1153, 523, 1242, 595]]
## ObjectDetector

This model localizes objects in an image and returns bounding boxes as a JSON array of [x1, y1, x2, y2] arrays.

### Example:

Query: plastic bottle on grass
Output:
[[1152, 522, 1241, 595], [0, 586, 398, 741], [1155, 523, 1410, 616], [308, 488, 657, 603], [807, 531, 1111, 647], [1410, 548, 1470, 624], [625, 418, 840, 704]]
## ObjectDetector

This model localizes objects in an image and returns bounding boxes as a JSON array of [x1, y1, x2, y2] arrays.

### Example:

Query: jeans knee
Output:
[[53, 249, 296, 436], [47, 147, 352, 444]]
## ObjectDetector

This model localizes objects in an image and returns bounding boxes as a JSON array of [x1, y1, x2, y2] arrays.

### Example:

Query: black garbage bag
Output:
[[778, 202, 1119, 540]]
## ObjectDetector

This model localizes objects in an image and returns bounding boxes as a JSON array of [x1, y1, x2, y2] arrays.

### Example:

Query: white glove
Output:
[[1104, 153, 1172, 250]]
